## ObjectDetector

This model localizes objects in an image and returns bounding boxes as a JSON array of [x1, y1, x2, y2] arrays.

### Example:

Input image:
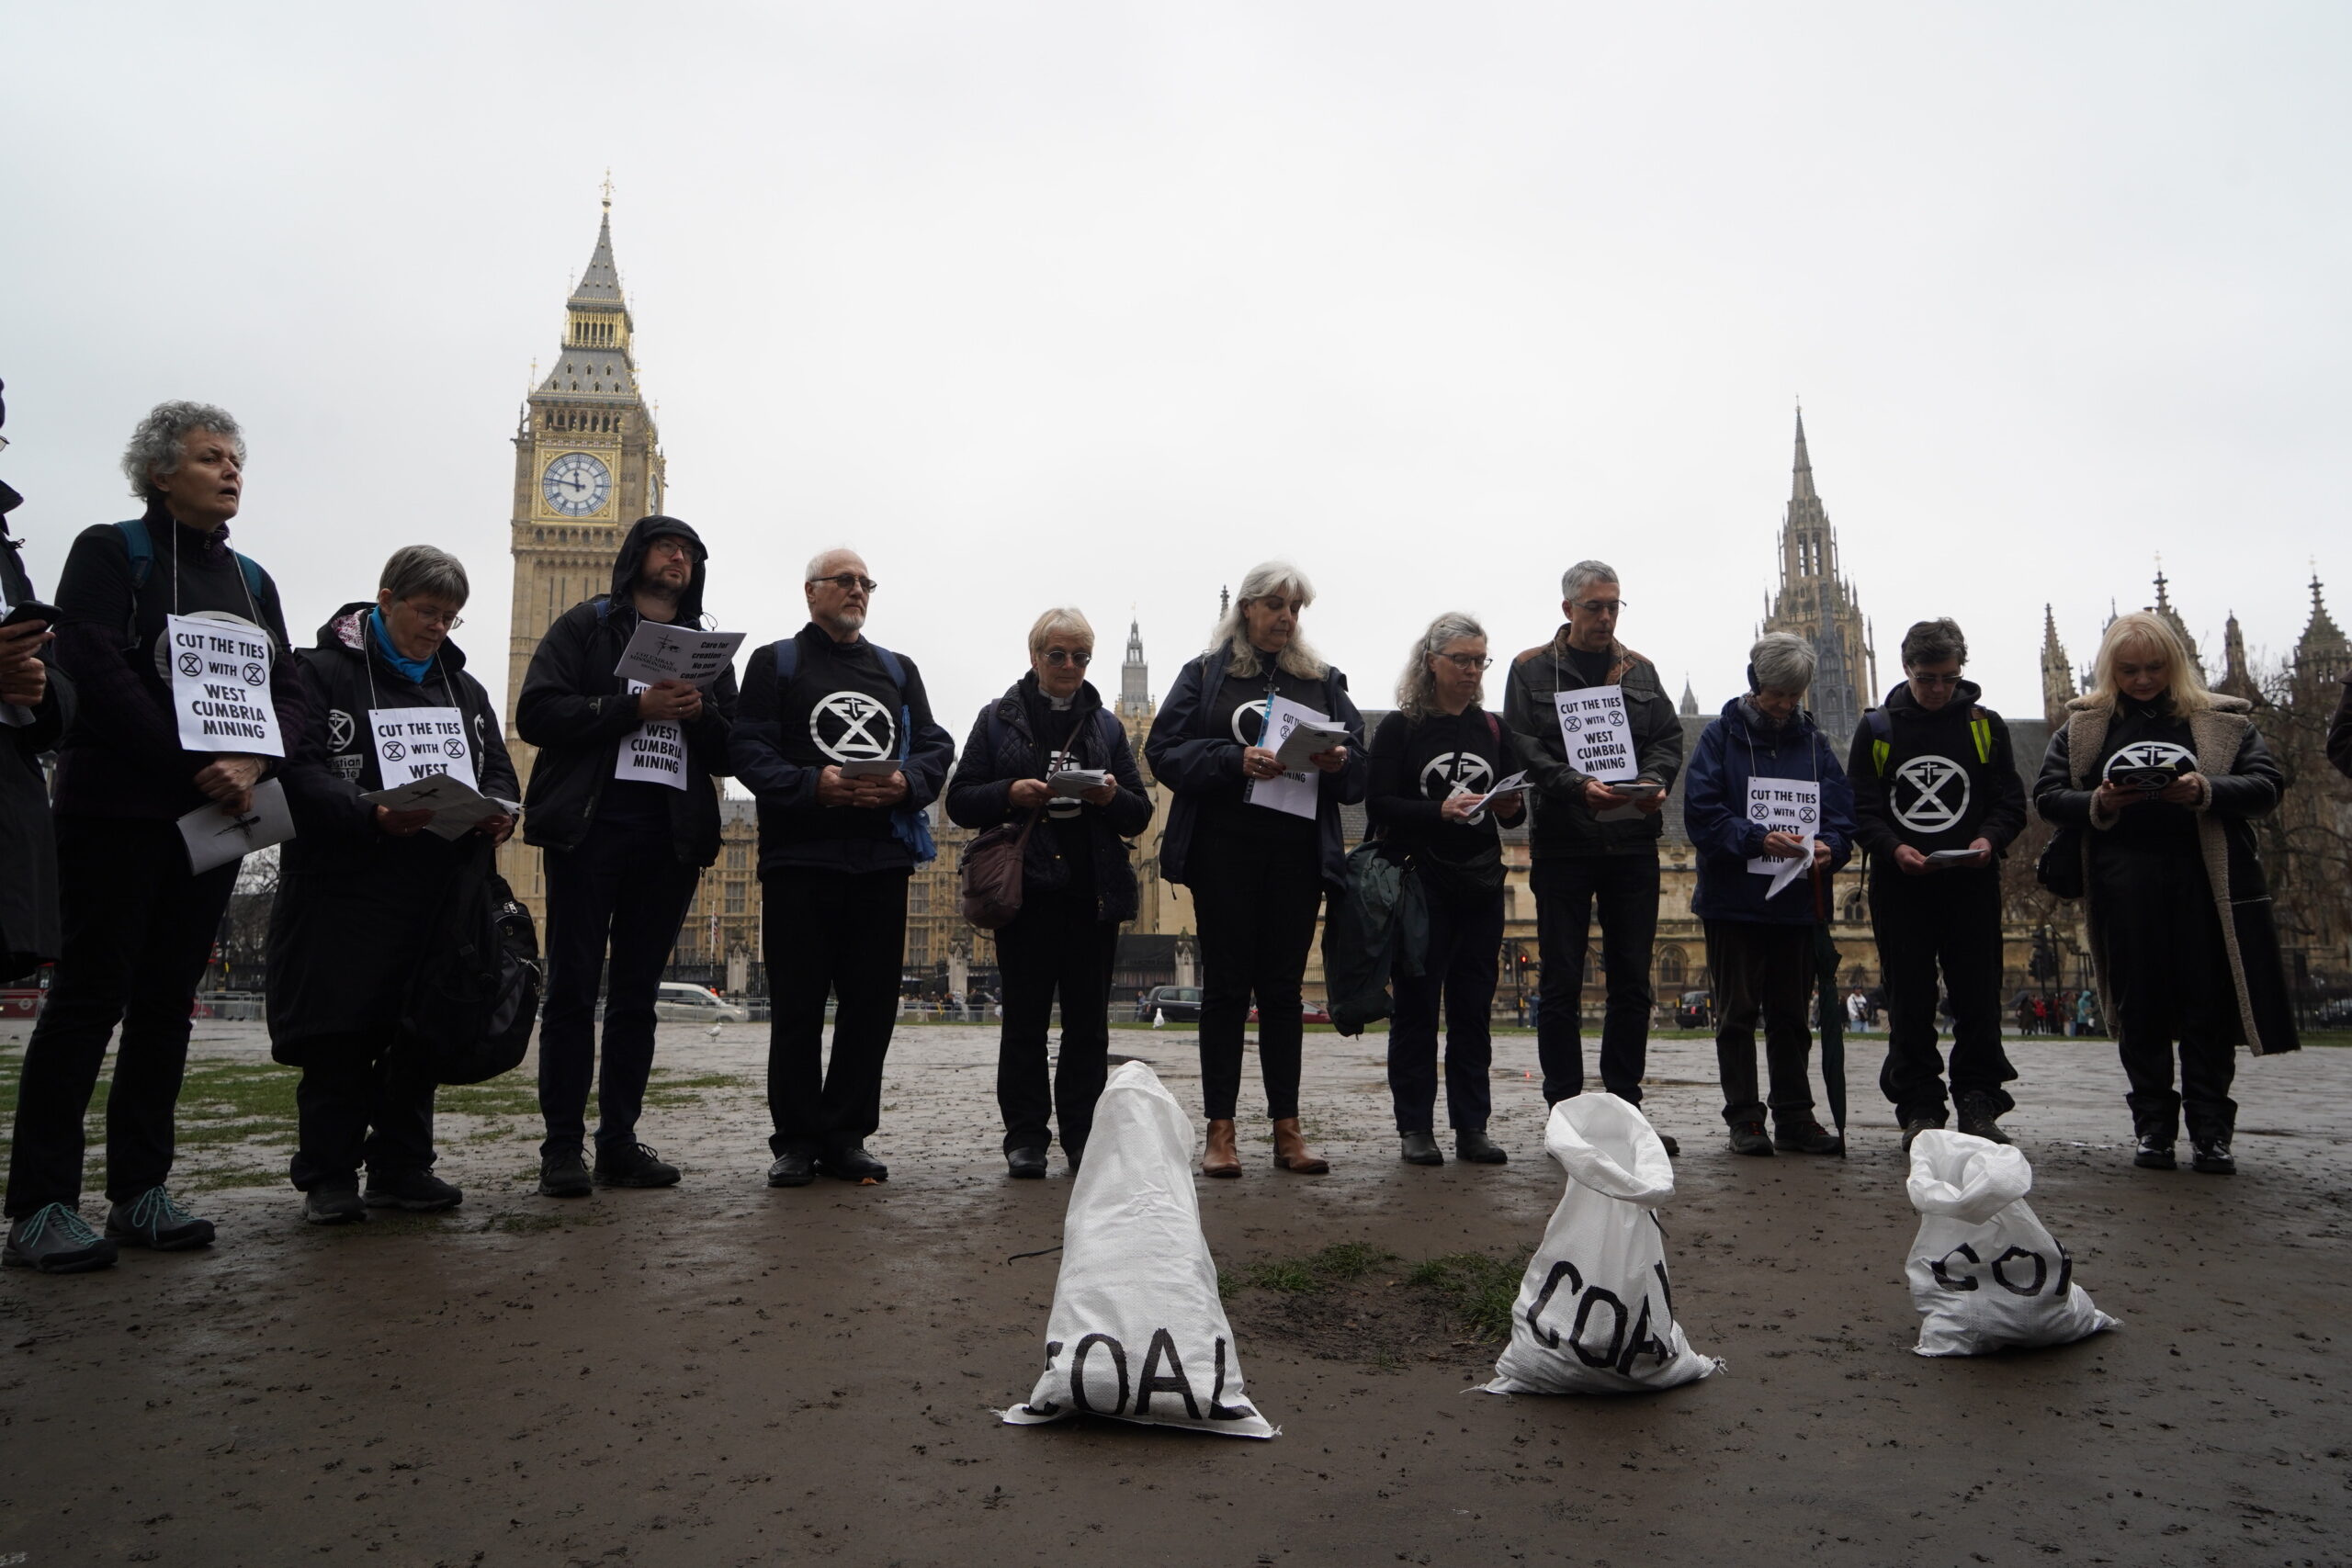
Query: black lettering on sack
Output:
[[1651, 1256, 1676, 1321], [1616, 1293, 1672, 1374], [1022, 1340, 1065, 1417], [1989, 1246, 2049, 1298], [1929, 1243, 1983, 1292], [1135, 1327, 1202, 1420], [1527, 1259, 1583, 1348], [1570, 1286, 1629, 1370], [2054, 1241, 2075, 1299], [1207, 1335, 1256, 1421], [1069, 1332, 1129, 1416]]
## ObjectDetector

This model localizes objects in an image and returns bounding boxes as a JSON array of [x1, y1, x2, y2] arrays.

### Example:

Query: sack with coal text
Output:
[[1486, 1094, 1723, 1395], [1003, 1061, 1275, 1438], [1905, 1131, 2120, 1357]]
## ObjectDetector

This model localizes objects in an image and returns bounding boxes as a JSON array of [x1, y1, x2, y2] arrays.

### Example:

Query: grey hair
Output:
[[379, 546, 470, 608], [805, 547, 865, 581], [1750, 631, 1817, 694], [1560, 559, 1618, 601], [1396, 611, 1487, 721], [1209, 559, 1328, 680], [122, 400, 244, 502], [1026, 605, 1095, 659], [1900, 617, 1968, 670]]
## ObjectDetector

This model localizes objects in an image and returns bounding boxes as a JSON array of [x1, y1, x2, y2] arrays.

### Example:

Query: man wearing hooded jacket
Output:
[[517, 516, 737, 1197], [1849, 618, 2028, 1149]]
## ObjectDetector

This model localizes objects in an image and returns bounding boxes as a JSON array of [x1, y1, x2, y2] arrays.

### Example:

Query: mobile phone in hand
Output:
[[2, 601, 61, 628]]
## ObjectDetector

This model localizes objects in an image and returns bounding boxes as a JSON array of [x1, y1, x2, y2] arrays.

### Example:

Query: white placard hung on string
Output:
[[166, 613, 282, 758], [1553, 685, 1636, 783], [614, 680, 689, 790], [368, 706, 477, 791], [1745, 776, 1819, 898]]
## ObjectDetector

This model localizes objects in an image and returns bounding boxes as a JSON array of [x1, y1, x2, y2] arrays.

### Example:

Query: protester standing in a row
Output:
[[4, 403, 309, 1272], [1848, 617, 2028, 1151], [946, 608, 1152, 1177], [269, 547, 517, 1222], [1369, 613, 1521, 1167], [518, 516, 737, 1197], [1147, 561, 1365, 1178], [1502, 561, 1684, 1155], [0, 379, 72, 1000], [2034, 611, 2296, 1174], [1683, 632, 1854, 1156], [732, 550, 955, 1187]]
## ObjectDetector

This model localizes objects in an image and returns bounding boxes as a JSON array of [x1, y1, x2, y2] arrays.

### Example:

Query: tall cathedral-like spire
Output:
[[2041, 604, 2077, 726], [2145, 558, 2205, 682], [2297, 570, 2349, 687], [2214, 611, 2264, 704], [1760, 407, 1876, 746]]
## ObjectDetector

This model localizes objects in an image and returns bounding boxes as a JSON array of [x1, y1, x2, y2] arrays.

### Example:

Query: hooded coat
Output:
[[1846, 679, 2028, 863], [2033, 693, 2297, 1056], [1682, 695, 1856, 925], [267, 604, 519, 1057], [0, 509, 73, 980], [944, 673, 1153, 925], [515, 516, 737, 865]]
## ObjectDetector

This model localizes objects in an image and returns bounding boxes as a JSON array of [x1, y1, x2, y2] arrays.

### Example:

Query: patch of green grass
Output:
[[641, 1071, 751, 1109], [1408, 1251, 1532, 1342], [436, 1077, 545, 1119], [1234, 1241, 1398, 1295]]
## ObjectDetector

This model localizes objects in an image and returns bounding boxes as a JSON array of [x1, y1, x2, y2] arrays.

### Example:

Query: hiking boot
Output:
[[594, 1142, 681, 1189], [2190, 1139, 2235, 1175], [1399, 1132, 1444, 1167], [1455, 1130, 1509, 1166], [1955, 1092, 2012, 1145], [537, 1146, 593, 1198], [1006, 1146, 1048, 1179], [1657, 1133, 1681, 1158], [364, 1168, 463, 1212], [1900, 1116, 1946, 1154], [105, 1187, 216, 1251], [2132, 1135, 2177, 1170], [1773, 1118, 1844, 1156], [1728, 1120, 1775, 1156], [3, 1203, 118, 1273], [302, 1181, 368, 1225], [765, 1151, 816, 1188], [819, 1144, 888, 1182]]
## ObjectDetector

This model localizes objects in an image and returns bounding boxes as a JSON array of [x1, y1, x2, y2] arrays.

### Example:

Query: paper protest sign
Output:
[[613, 681, 688, 791], [178, 779, 295, 874], [612, 622, 744, 689], [1554, 685, 1636, 784], [1245, 695, 1327, 821], [1905, 1132, 2119, 1357], [166, 614, 282, 758], [1005, 1062, 1276, 1438], [362, 773, 515, 841], [368, 706, 477, 791], [1744, 777, 1819, 898]]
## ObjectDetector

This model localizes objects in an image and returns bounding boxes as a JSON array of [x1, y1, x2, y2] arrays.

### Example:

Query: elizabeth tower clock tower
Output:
[[501, 192, 666, 912]]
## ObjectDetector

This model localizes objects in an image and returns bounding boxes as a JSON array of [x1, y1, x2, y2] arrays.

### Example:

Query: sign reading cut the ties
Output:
[[167, 614, 282, 758], [613, 622, 745, 689], [368, 706, 477, 791], [1745, 776, 1820, 898], [1554, 685, 1636, 783], [615, 680, 688, 790]]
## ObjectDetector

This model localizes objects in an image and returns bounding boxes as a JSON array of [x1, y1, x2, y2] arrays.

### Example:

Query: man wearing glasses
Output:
[[730, 549, 956, 1188], [1846, 617, 2026, 1150], [1502, 560, 1685, 1154]]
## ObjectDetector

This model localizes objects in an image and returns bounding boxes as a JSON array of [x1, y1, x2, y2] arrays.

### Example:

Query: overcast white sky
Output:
[[5, 3, 2346, 745]]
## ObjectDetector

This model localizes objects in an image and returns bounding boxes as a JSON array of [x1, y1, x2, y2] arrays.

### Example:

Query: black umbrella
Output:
[[1811, 866, 1848, 1156]]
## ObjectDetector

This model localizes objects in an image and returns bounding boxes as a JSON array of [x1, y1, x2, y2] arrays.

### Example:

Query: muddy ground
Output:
[[1, 1021, 2346, 1568]]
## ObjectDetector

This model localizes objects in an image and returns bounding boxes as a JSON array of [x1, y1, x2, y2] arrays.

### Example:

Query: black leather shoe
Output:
[[765, 1151, 816, 1187], [594, 1142, 682, 1189], [2190, 1139, 2235, 1175], [1900, 1116, 1947, 1153], [1955, 1092, 2013, 1145], [1657, 1133, 1681, 1158], [820, 1144, 889, 1182], [1728, 1120, 1775, 1156], [1399, 1132, 1444, 1166], [1006, 1146, 1047, 1179], [2133, 1136, 2177, 1170], [1455, 1130, 1509, 1165], [538, 1147, 593, 1198], [1773, 1118, 1844, 1156]]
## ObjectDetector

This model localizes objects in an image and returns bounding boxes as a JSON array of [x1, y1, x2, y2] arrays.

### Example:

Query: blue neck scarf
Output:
[[370, 606, 435, 683]]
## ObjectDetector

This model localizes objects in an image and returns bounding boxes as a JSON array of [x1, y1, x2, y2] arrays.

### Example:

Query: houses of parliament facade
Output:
[[500, 203, 2349, 1011]]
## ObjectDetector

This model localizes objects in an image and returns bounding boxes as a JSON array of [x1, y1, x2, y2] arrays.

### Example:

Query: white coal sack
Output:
[[1003, 1061, 1276, 1438], [1905, 1131, 2120, 1358], [1487, 1094, 1723, 1395]]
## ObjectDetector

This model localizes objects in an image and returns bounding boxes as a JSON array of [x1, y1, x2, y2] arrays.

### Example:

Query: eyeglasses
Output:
[[1909, 671, 1964, 687], [404, 603, 464, 630], [1572, 599, 1623, 616], [1438, 653, 1492, 671], [808, 574, 879, 594], [1041, 648, 1092, 667]]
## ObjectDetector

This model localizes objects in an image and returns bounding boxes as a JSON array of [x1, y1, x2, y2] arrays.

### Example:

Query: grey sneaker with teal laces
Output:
[[4, 1202, 121, 1273], [106, 1187, 217, 1251]]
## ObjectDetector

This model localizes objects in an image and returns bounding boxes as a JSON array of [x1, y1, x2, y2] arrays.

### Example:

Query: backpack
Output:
[[399, 840, 543, 1085], [1862, 705, 1992, 775], [114, 517, 269, 648], [770, 637, 937, 863]]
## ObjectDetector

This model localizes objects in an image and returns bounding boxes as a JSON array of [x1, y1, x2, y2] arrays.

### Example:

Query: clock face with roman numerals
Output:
[[542, 451, 610, 516]]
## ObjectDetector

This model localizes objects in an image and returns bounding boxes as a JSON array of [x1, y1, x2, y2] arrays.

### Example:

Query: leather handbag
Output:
[[960, 806, 1044, 931], [2034, 823, 2085, 900]]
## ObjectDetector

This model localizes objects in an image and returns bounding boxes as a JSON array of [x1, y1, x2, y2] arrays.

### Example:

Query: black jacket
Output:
[[1846, 680, 2028, 863], [267, 604, 519, 1055], [0, 513, 72, 979], [1500, 630, 1683, 860], [515, 515, 737, 865], [944, 674, 1153, 924]]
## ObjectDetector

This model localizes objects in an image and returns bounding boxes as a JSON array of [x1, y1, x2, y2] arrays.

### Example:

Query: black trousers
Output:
[[992, 888, 1118, 1155], [1387, 879, 1503, 1134], [1870, 863, 2017, 1124], [1703, 919, 1817, 1125], [1190, 836, 1324, 1122], [288, 1029, 435, 1190], [763, 867, 908, 1156], [4, 817, 236, 1216], [537, 821, 703, 1154], [1532, 852, 1660, 1103], [2093, 840, 2237, 1145]]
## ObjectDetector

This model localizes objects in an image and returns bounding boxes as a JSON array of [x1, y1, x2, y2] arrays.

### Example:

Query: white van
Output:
[[653, 983, 749, 1023]]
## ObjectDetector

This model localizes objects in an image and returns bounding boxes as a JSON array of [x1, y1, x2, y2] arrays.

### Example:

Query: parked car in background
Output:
[[654, 983, 750, 1023], [1675, 989, 1713, 1029], [1136, 985, 1203, 1022]]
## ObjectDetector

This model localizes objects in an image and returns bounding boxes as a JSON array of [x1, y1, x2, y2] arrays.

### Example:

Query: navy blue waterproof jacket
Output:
[[1143, 645, 1368, 889], [1682, 696, 1855, 925]]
